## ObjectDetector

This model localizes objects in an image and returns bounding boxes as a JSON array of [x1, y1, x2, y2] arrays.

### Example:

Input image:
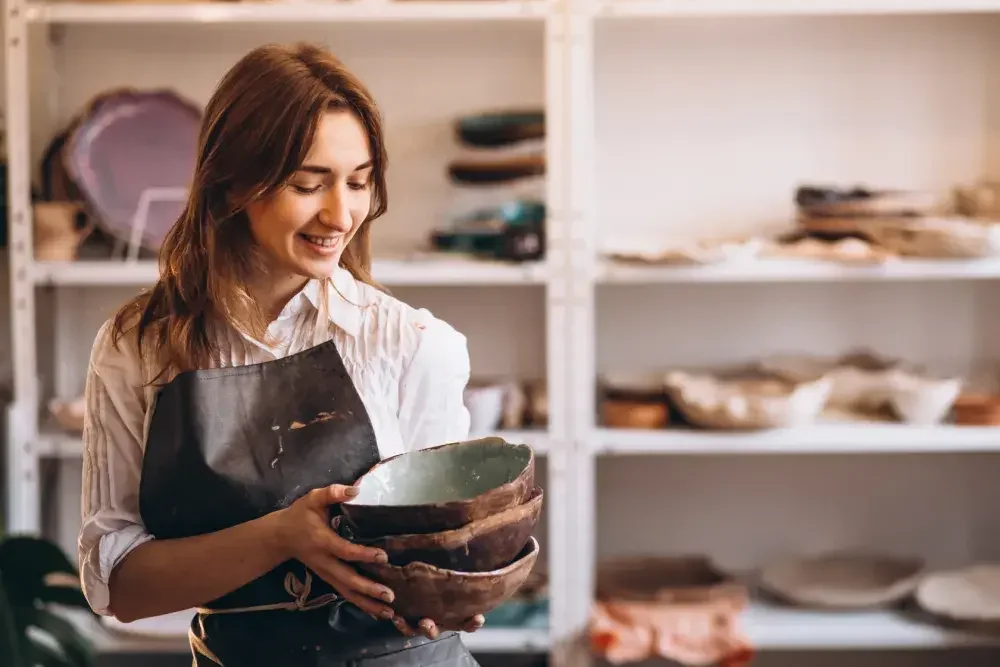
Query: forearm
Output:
[[107, 511, 289, 622]]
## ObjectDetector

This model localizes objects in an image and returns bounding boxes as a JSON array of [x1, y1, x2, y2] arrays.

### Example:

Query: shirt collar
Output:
[[300, 267, 364, 338]]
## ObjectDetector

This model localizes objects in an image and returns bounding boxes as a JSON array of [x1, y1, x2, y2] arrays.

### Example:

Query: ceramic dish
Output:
[[61, 88, 201, 252], [915, 564, 1000, 624], [758, 552, 924, 609], [664, 368, 831, 430], [337, 487, 543, 571], [357, 537, 540, 626], [342, 437, 535, 537], [455, 110, 545, 148]]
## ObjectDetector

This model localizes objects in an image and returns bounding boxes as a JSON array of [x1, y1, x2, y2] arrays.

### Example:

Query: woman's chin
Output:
[[293, 254, 343, 279]]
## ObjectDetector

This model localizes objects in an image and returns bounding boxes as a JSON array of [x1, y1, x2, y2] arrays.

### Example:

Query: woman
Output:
[[78, 42, 485, 666]]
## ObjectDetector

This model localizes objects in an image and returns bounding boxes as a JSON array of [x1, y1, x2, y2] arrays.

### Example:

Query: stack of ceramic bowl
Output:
[[337, 437, 543, 626]]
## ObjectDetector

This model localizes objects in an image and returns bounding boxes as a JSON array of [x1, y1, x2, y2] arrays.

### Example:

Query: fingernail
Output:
[[381, 590, 394, 603], [344, 486, 359, 497], [375, 552, 388, 563], [380, 609, 394, 620]]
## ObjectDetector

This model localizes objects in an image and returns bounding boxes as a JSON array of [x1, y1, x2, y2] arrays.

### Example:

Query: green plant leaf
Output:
[[19, 608, 95, 667], [25, 637, 76, 667], [0, 570, 25, 667], [35, 587, 90, 611], [0, 538, 79, 608]]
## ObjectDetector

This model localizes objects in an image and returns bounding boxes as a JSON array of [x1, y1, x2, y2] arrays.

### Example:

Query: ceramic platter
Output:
[[915, 564, 1000, 625], [757, 552, 925, 609], [62, 88, 202, 252]]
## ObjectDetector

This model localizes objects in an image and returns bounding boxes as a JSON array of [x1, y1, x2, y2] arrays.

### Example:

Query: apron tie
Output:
[[195, 570, 339, 616]]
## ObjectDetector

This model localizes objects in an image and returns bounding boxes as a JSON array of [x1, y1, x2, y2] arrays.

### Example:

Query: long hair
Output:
[[111, 43, 389, 383]]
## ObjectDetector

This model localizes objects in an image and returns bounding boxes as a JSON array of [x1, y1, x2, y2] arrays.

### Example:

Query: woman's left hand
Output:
[[393, 615, 485, 639]]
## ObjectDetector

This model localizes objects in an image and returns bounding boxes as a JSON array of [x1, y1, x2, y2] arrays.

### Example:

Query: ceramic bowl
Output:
[[357, 537, 540, 626], [338, 487, 543, 572], [341, 437, 535, 538]]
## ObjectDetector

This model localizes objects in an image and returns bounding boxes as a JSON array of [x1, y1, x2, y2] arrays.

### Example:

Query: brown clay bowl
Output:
[[338, 487, 543, 571], [357, 536, 540, 626], [342, 437, 535, 538]]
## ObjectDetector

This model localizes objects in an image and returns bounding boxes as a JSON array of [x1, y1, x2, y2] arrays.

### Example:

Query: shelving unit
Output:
[[7, 1, 1000, 666]]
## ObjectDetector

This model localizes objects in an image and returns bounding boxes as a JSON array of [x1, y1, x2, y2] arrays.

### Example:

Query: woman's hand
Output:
[[392, 615, 485, 639], [275, 484, 397, 621]]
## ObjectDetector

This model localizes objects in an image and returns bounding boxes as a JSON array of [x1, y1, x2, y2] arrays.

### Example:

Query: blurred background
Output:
[[3, 1, 1000, 666]]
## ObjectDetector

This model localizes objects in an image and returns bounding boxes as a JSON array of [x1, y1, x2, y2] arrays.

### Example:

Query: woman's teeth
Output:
[[301, 234, 338, 248]]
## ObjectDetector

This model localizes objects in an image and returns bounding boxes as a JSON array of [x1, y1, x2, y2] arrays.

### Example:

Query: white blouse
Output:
[[78, 268, 472, 618]]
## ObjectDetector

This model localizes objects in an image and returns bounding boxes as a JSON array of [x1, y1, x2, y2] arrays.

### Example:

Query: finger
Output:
[[324, 484, 360, 504], [462, 616, 485, 633], [305, 484, 357, 509], [392, 616, 418, 637], [418, 618, 439, 640], [324, 558, 395, 605], [327, 532, 388, 564]]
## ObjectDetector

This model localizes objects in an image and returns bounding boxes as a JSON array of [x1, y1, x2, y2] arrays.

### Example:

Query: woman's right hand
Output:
[[275, 484, 396, 620]]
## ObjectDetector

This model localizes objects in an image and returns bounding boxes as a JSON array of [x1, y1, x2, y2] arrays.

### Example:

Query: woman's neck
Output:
[[250, 269, 311, 322]]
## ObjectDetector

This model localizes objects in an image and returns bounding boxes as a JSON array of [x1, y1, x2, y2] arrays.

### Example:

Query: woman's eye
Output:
[[290, 183, 322, 194], [348, 181, 369, 191]]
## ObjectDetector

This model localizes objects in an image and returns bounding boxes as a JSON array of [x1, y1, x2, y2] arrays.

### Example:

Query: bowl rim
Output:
[[343, 436, 535, 509], [342, 487, 544, 550], [365, 536, 539, 578]]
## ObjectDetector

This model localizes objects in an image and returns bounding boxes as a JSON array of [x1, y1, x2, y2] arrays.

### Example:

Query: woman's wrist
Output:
[[258, 509, 293, 563]]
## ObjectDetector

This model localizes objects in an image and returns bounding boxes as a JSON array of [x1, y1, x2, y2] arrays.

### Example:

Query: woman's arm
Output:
[[81, 323, 284, 622], [397, 313, 472, 451], [82, 322, 391, 624], [107, 512, 286, 622]]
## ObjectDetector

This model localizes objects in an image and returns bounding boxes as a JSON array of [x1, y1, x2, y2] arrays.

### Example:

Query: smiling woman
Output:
[[77, 42, 482, 667], [246, 112, 377, 313]]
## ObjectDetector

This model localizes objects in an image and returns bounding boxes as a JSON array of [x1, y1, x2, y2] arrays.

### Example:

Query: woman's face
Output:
[[246, 109, 374, 280]]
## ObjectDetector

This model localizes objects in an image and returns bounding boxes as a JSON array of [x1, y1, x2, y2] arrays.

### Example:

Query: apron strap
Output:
[[196, 570, 340, 616]]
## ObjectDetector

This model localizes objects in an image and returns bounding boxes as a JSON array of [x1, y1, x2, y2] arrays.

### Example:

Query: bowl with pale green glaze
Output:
[[341, 437, 535, 538]]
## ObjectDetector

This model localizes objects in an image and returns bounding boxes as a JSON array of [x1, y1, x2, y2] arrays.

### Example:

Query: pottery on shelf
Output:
[[757, 551, 925, 610], [915, 564, 1000, 628], [341, 437, 535, 538], [33, 202, 93, 261], [759, 350, 962, 425], [663, 367, 832, 430]]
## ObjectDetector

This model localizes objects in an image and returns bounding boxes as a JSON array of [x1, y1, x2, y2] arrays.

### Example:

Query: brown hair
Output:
[[111, 42, 388, 383]]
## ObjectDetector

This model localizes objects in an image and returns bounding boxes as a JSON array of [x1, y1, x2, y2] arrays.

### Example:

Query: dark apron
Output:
[[136, 297, 481, 667]]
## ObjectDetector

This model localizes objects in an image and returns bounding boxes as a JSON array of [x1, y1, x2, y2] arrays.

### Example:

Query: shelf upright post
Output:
[[543, 0, 574, 663], [564, 0, 597, 664], [542, 0, 598, 664], [4, 0, 42, 535]]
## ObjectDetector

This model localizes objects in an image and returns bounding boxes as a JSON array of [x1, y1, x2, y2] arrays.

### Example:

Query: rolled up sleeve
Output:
[[78, 320, 155, 617], [397, 312, 472, 452]]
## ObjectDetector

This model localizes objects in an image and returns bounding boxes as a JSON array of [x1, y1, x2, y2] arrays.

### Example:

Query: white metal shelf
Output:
[[31, 257, 549, 287], [63, 601, 998, 654], [741, 602, 998, 650], [594, 424, 1000, 455], [593, 0, 1000, 18], [24, 0, 549, 24], [35, 426, 551, 458], [597, 257, 1000, 284]]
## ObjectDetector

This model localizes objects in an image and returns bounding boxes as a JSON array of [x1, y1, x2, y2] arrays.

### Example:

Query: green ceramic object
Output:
[[342, 437, 536, 538], [456, 110, 545, 147]]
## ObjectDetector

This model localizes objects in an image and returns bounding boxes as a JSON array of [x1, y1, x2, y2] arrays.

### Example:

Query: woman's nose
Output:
[[319, 189, 353, 233]]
